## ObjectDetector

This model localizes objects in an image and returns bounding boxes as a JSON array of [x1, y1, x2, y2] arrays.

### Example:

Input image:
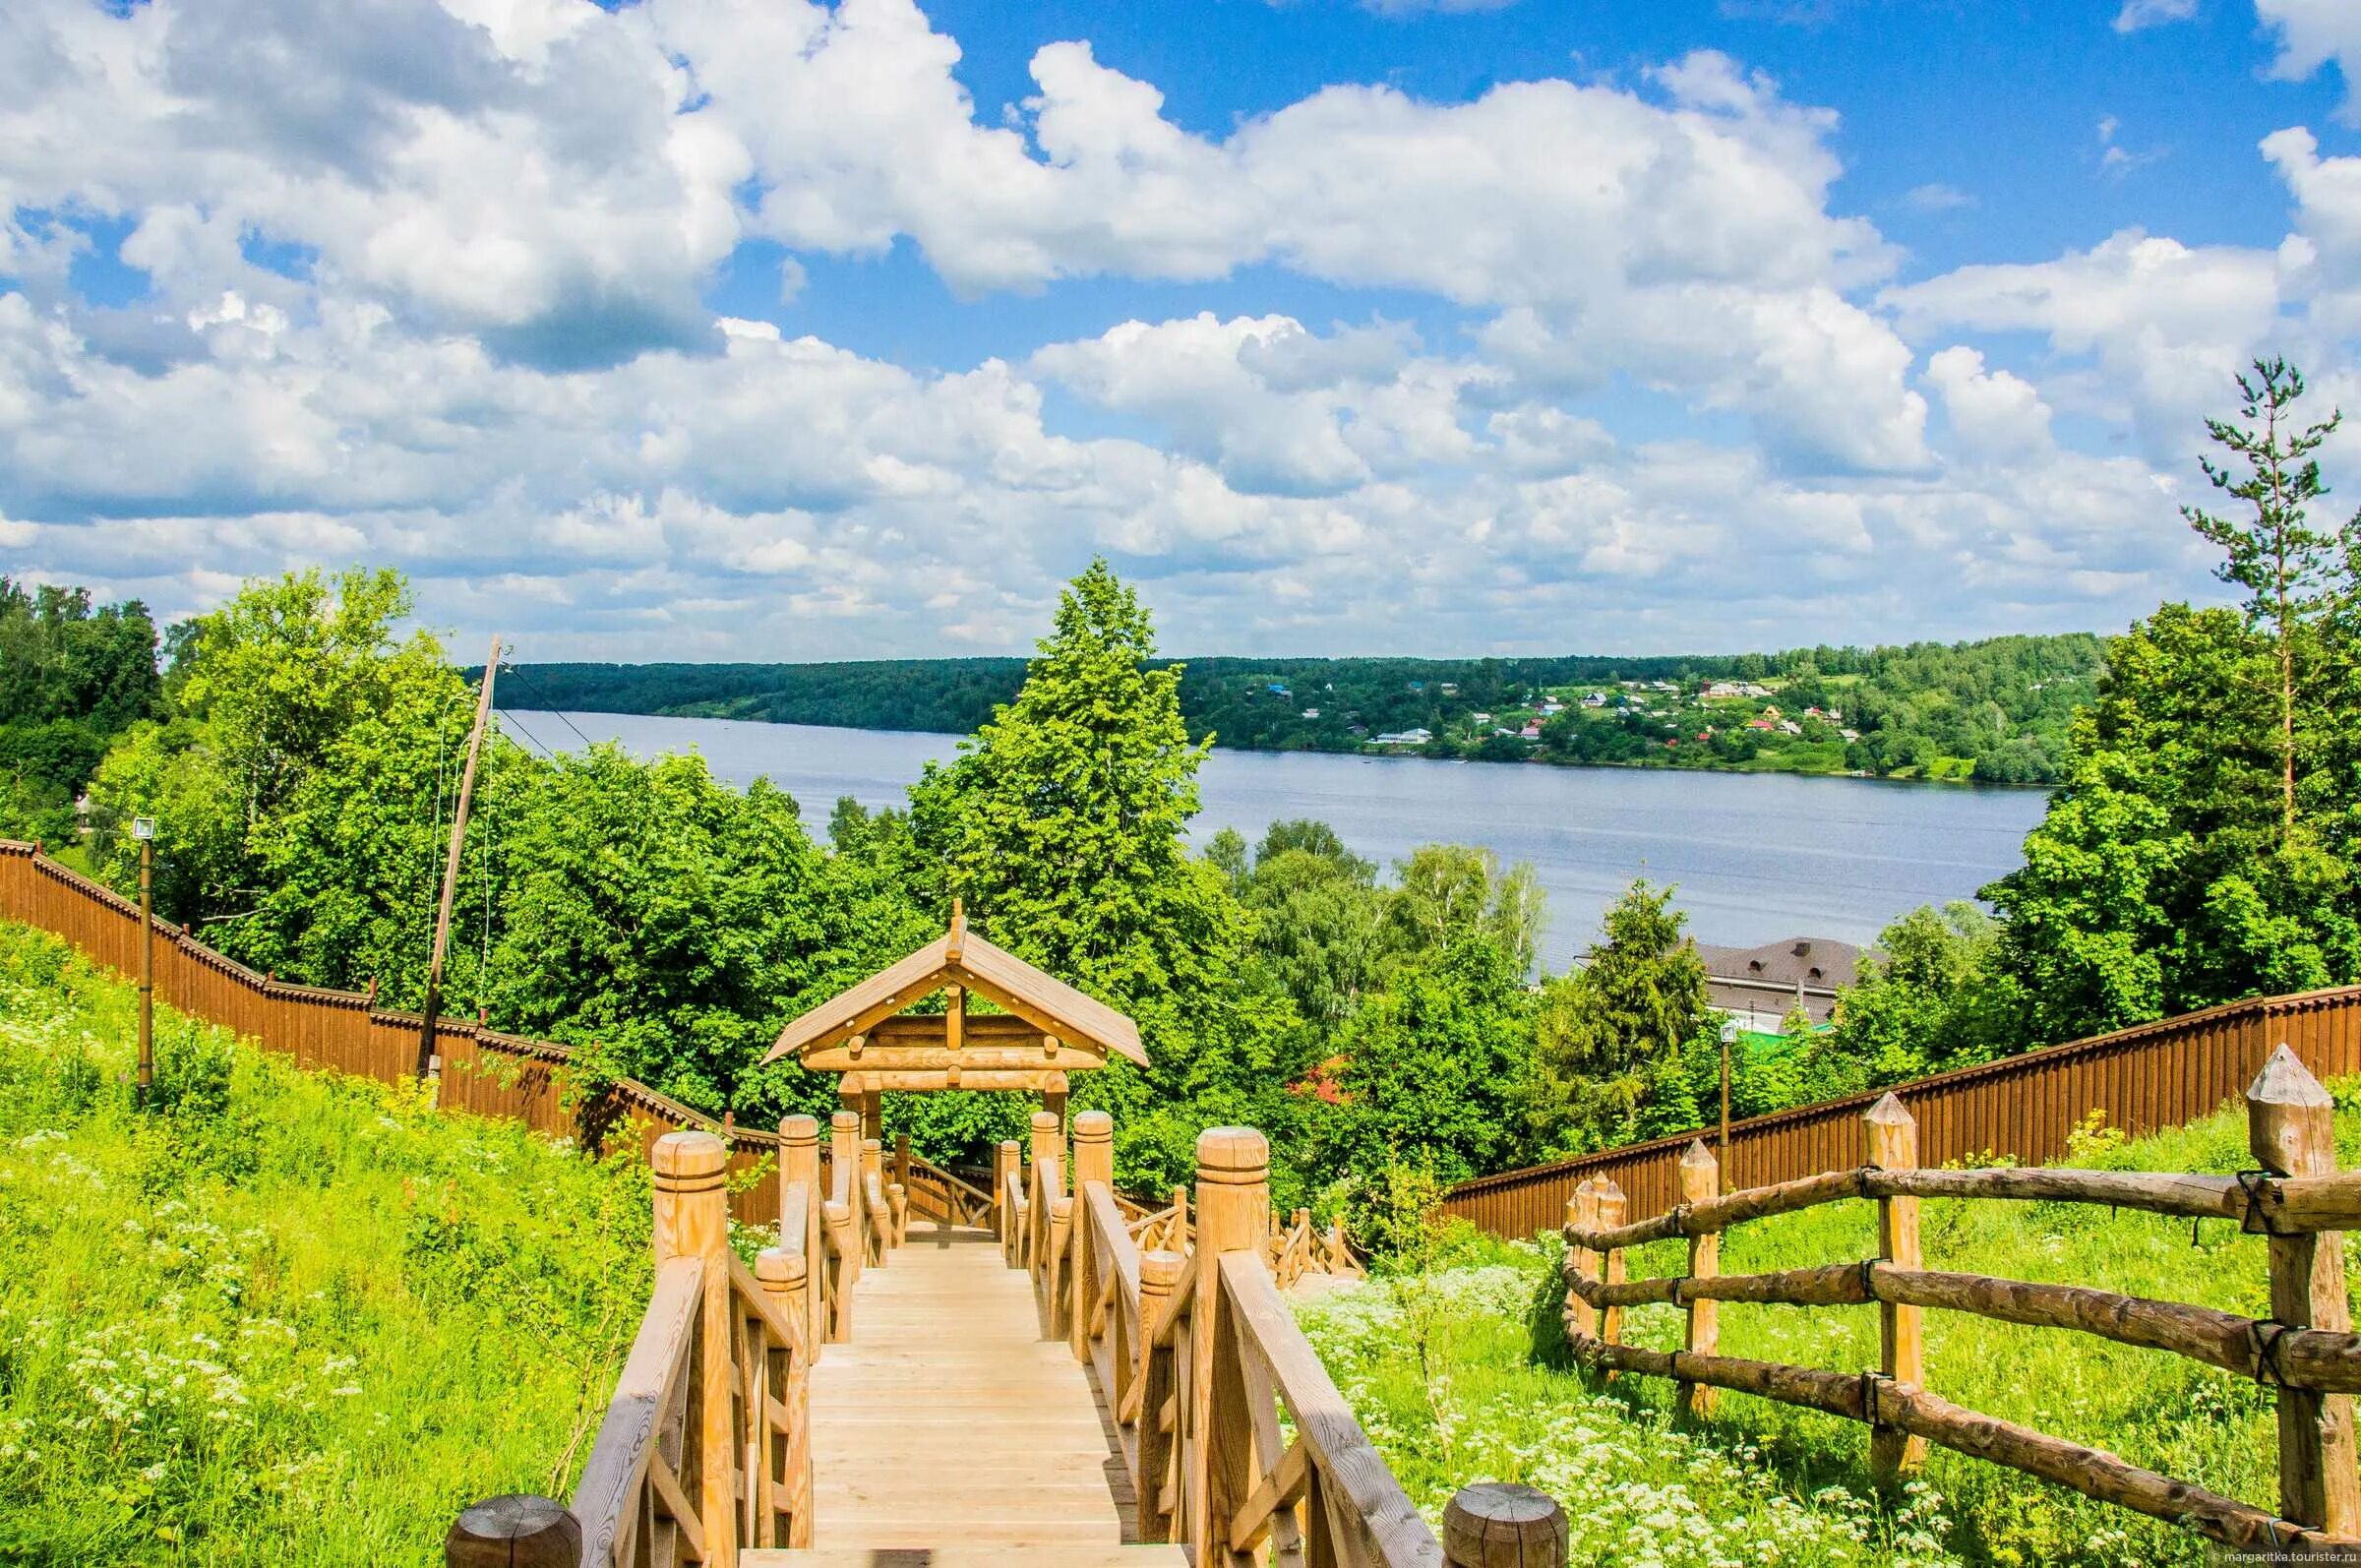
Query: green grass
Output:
[[1306, 1103, 2361, 1567], [0, 923, 649, 1565]]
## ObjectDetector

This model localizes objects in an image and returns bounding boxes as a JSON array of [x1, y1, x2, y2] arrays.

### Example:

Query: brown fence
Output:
[[0, 839, 789, 1225], [1443, 977, 2361, 1236]]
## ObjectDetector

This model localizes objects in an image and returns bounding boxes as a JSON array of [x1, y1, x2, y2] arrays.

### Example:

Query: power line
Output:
[[499, 662, 600, 751], [496, 708, 560, 761]]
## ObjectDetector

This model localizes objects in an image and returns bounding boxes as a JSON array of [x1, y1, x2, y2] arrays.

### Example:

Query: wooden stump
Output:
[[1443, 1481, 1567, 1567], [445, 1494, 581, 1567]]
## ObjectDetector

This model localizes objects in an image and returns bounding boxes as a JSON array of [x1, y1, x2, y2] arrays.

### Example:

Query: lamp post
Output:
[[1718, 1017, 1739, 1166], [132, 816, 156, 1107]]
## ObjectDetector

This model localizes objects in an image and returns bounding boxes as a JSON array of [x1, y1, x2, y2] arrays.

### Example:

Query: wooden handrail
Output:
[[570, 1256, 703, 1563], [1560, 1055, 2361, 1552]]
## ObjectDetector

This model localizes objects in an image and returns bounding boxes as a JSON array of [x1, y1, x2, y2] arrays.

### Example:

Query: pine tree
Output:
[[2182, 358, 2344, 838]]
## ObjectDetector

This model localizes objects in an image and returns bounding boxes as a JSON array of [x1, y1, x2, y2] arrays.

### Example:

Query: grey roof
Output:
[[1692, 935, 1870, 995]]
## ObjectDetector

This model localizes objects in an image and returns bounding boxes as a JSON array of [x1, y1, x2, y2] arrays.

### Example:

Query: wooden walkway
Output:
[[747, 1220, 1182, 1566]]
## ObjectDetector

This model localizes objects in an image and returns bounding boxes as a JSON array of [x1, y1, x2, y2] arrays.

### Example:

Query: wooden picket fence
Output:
[[0, 838, 799, 1223], [1560, 1050, 2361, 1557], [1446, 979, 2361, 1235]]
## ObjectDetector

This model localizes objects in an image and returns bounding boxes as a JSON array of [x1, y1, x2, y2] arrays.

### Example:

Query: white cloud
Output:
[[1925, 347, 2054, 461], [2258, 0, 2361, 125], [1903, 182, 1976, 212], [2113, 0, 2199, 34]]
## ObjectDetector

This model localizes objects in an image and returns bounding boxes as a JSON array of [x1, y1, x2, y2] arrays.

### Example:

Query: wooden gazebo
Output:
[[763, 902, 1145, 1138]]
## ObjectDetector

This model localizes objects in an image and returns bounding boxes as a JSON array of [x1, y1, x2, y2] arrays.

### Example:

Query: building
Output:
[[1692, 935, 1871, 1031], [1371, 727, 1432, 746]]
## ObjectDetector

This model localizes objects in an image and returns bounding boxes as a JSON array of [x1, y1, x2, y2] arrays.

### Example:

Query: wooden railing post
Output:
[[1187, 1125, 1269, 1560], [654, 1129, 737, 1568], [1172, 1183, 1190, 1253], [895, 1132, 912, 1196], [1596, 1178, 1626, 1380], [995, 1138, 1021, 1260], [756, 1247, 813, 1547], [1864, 1093, 1926, 1489], [1030, 1108, 1065, 1312], [1444, 1482, 1567, 1568], [1135, 1247, 1184, 1544], [1071, 1110, 1114, 1363], [1564, 1177, 1599, 1342], [861, 1137, 886, 1263], [2249, 1045, 2361, 1534], [1678, 1140, 1720, 1423], [781, 1114, 823, 1352], [446, 1495, 581, 1566]]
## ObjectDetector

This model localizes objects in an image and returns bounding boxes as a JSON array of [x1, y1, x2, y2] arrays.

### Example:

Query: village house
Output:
[[1693, 935, 1872, 1030]]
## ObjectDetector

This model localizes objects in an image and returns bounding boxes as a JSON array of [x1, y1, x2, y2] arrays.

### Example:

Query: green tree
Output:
[[1523, 880, 1713, 1152], [2182, 358, 2344, 836], [1801, 902, 2021, 1102]]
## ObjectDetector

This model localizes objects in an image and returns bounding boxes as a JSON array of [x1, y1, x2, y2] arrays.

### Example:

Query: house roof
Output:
[[1691, 935, 1871, 995], [763, 903, 1147, 1069]]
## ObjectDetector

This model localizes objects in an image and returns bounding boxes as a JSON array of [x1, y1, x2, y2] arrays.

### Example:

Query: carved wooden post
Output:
[[1596, 1178, 1626, 1380], [860, 1082, 881, 1143], [1678, 1140, 1720, 1423], [446, 1495, 581, 1567], [1564, 1178, 1599, 1342], [861, 1136, 887, 1263], [995, 1138, 1021, 1260], [895, 1131, 912, 1197], [654, 1129, 737, 1568], [827, 1109, 862, 1336], [888, 1179, 908, 1246], [1172, 1183, 1190, 1253], [1030, 1108, 1064, 1309], [2249, 1045, 2361, 1535], [1444, 1482, 1567, 1568], [781, 1114, 823, 1351], [1071, 1110, 1114, 1363], [1187, 1125, 1268, 1561], [757, 1247, 813, 1548], [1864, 1093, 1925, 1489], [1135, 1248, 1185, 1543]]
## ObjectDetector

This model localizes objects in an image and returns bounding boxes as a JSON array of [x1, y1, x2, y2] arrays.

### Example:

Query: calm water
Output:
[[505, 710, 2048, 972]]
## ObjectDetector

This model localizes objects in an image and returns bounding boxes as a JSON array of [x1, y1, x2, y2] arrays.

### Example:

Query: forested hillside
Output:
[[0, 579, 163, 846], [512, 631, 2105, 785]]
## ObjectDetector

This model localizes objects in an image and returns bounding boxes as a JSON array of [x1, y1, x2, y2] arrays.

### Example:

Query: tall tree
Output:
[[2181, 358, 2344, 837]]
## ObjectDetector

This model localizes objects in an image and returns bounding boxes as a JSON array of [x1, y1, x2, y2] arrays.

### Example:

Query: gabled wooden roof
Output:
[[764, 904, 1147, 1069]]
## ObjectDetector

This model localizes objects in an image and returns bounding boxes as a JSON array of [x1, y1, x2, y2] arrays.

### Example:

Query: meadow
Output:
[[1302, 1102, 2352, 1567], [0, 925, 650, 1565]]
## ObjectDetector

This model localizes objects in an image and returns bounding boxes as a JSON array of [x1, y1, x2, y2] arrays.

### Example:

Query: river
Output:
[[504, 709, 2048, 973]]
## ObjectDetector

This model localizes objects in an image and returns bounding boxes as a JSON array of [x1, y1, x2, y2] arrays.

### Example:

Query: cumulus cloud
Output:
[[2114, 0, 2199, 33], [2259, 0, 2361, 124]]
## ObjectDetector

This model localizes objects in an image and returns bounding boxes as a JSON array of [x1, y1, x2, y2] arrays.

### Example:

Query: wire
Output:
[[499, 661, 600, 751], [496, 708, 560, 761]]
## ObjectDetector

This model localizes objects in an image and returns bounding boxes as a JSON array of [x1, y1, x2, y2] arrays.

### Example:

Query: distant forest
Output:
[[509, 632, 2107, 785]]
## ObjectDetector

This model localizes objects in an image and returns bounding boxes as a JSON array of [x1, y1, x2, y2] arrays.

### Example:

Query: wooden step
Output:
[[746, 1548, 1187, 1566]]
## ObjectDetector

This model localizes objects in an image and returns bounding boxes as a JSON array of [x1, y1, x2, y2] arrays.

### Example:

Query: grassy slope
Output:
[[0, 924, 649, 1566], [1304, 1103, 2361, 1567]]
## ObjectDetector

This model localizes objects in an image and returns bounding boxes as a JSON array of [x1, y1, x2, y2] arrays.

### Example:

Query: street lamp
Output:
[[131, 816, 156, 1107]]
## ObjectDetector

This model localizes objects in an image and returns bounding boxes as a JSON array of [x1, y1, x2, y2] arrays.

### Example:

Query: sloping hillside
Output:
[[0, 924, 647, 1566], [1302, 1101, 2358, 1566]]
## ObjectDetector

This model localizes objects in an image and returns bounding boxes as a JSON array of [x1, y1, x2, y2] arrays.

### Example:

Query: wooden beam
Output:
[[848, 1069, 1071, 1094], [798, 1042, 1109, 1073]]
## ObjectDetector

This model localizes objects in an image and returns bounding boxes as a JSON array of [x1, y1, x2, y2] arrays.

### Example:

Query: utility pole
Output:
[[1718, 1017, 1738, 1169], [134, 815, 156, 1106], [417, 635, 501, 1080]]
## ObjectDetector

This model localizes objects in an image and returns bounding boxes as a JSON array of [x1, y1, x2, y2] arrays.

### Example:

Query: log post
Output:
[[1864, 1093, 1926, 1489], [653, 1129, 737, 1568], [1071, 1110, 1115, 1363], [887, 1180, 908, 1247], [1030, 1109, 1064, 1288], [1187, 1125, 1269, 1561], [1443, 1482, 1568, 1568], [1565, 1178, 1599, 1342], [780, 1114, 823, 1351], [995, 1139, 1021, 1258], [860, 1083, 881, 1143], [1678, 1140, 1720, 1424], [756, 1247, 813, 1548], [2249, 1045, 2361, 1535], [894, 1131, 912, 1197], [446, 1495, 582, 1567], [1596, 1178, 1627, 1380], [862, 1137, 887, 1262], [1135, 1248, 1185, 1543], [1172, 1183, 1190, 1253], [830, 1111, 864, 1291]]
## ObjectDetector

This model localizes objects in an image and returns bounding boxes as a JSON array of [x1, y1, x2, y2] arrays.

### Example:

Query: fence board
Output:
[[0, 840, 786, 1225], [1446, 962, 2361, 1236]]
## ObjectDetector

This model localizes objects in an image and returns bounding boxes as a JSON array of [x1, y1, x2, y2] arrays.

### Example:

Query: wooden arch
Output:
[[763, 903, 1144, 1119]]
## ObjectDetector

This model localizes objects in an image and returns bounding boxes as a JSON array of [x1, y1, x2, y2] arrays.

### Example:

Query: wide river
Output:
[[506, 710, 2048, 972]]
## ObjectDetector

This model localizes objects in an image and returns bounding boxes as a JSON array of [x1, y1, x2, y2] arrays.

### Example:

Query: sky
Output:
[[3, 0, 2361, 661]]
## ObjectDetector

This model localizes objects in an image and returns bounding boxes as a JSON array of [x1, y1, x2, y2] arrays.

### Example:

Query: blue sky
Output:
[[3, 0, 2359, 659]]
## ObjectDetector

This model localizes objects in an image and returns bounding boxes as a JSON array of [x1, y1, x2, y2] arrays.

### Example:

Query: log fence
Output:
[[1559, 1047, 2361, 1557], [1448, 974, 2361, 1236]]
